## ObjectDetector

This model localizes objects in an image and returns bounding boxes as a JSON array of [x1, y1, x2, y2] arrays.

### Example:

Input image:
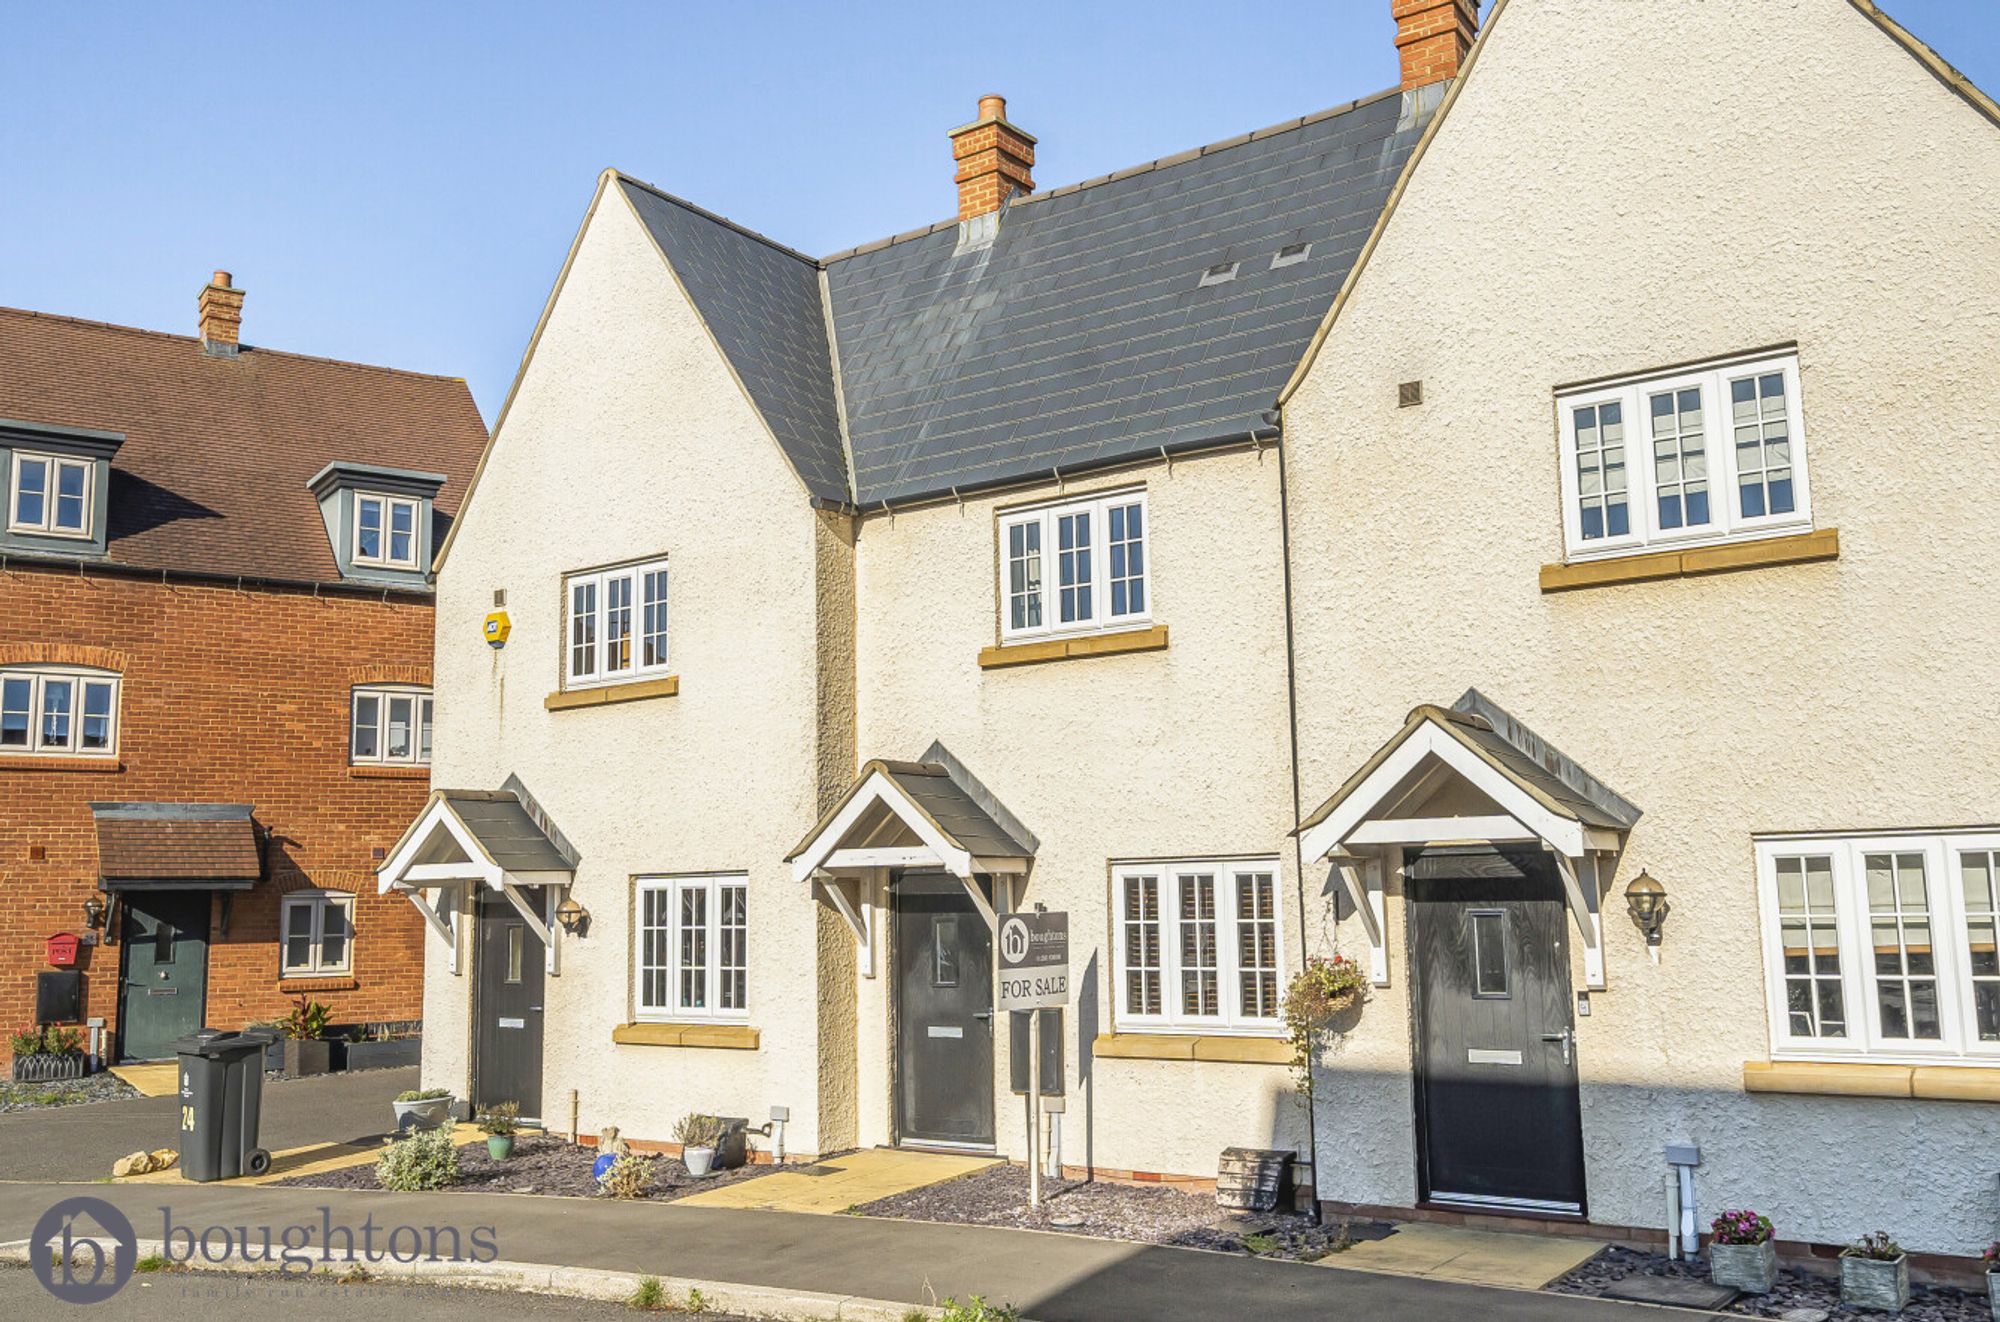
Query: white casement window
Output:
[[1756, 831, 2000, 1064], [634, 874, 749, 1021], [350, 686, 433, 765], [998, 490, 1149, 642], [1556, 351, 1811, 560], [564, 556, 670, 688], [353, 492, 422, 570], [1113, 858, 1283, 1034], [8, 451, 92, 538], [0, 667, 119, 756], [280, 891, 355, 977]]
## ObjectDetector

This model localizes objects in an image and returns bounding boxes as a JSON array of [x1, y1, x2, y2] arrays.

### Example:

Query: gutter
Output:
[[0, 550, 435, 603]]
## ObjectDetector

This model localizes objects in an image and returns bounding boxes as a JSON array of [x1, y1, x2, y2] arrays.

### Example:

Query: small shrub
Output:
[[278, 995, 332, 1040], [134, 1253, 169, 1273], [477, 1101, 519, 1136], [1242, 1233, 1277, 1255], [9, 1024, 84, 1057], [376, 1126, 460, 1192], [672, 1113, 723, 1148], [684, 1286, 708, 1314], [629, 1276, 667, 1311], [601, 1153, 654, 1200], [1710, 1209, 1772, 1246], [937, 1298, 1020, 1322], [1983, 1241, 2000, 1268], [395, 1087, 453, 1103], [1843, 1231, 1904, 1261]]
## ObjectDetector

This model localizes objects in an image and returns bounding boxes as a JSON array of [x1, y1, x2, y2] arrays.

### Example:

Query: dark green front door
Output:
[[118, 892, 210, 1061]]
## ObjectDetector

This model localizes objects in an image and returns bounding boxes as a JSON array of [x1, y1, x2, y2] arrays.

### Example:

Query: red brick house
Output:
[[0, 274, 483, 1065]]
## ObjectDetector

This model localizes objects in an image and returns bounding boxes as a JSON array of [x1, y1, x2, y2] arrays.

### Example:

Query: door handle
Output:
[[973, 1011, 993, 1021], [1540, 1029, 1573, 1065]]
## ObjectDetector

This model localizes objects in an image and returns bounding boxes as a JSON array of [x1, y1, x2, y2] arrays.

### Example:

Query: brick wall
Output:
[[0, 563, 434, 1063]]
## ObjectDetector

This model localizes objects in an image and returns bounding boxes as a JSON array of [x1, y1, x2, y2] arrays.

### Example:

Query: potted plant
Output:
[[392, 1087, 455, 1132], [9, 1025, 86, 1082], [1282, 955, 1368, 1097], [1840, 1231, 1910, 1313], [277, 996, 335, 1077], [674, 1113, 723, 1177], [478, 1102, 519, 1160], [1983, 1242, 1999, 1321], [1708, 1209, 1777, 1293]]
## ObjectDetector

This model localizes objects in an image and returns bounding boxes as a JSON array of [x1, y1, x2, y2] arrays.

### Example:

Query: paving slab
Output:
[[677, 1146, 998, 1213], [108, 1062, 179, 1097], [1326, 1221, 1605, 1290]]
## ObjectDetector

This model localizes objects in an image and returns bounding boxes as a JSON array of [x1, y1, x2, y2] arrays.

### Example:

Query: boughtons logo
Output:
[[32, 1196, 137, 1304], [1000, 916, 1030, 965]]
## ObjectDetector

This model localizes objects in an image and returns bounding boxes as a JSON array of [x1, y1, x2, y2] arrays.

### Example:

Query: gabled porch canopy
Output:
[[1298, 694, 1639, 989], [377, 784, 577, 975], [789, 754, 1035, 964]]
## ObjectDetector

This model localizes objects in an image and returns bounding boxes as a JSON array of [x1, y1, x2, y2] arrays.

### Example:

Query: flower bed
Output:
[[275, 1135, 774, 1201], [1549, 1245, 1989, 1320]]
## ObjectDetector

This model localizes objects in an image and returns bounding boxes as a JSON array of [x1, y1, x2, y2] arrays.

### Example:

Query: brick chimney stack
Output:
[[197, 270, 244, 357], [1392, 0, 1478, 91], [948, 94, 1036, 222]]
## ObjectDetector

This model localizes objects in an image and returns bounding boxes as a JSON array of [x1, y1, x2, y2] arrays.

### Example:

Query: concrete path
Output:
[[0, 1065, 417, 1182], [0, 1179, 1655, 1322], [1328, 1221, 1604, 1289], [108, 1062, 179, 1097], [678, 1147, 998, 1213]]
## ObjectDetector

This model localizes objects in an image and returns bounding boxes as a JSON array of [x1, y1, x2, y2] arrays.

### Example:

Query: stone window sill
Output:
[[279, 976, 359, 993], [1092, 1032, 1289, 1065], [612, 1021, 760, 1051], [980, 624, 1169, 670], [350, 764, 430, 780], [1743, 1059, 2000, 1102], [546, 675, 679, 711], [0, 755, 123, 774], [1540, 527, 1838, 593]]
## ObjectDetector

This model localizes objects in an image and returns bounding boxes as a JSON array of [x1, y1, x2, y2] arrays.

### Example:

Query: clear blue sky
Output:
[[3, 2, 1994, 420]]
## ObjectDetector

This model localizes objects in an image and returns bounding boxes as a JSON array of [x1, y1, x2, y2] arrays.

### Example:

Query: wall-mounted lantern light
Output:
[[82, 897, 107, 931], [1625, 871, 1669, 954], [555, 894, 589, 937]]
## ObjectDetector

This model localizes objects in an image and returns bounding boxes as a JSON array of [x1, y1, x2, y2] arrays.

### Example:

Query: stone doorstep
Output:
[[0, 1236, 964, 1322]]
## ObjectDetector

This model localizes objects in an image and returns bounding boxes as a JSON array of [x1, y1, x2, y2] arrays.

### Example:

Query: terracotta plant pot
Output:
[[1709, 1240, 1777, 1294], [486, 1135, 514, 1161], [683, 1145, 716, 1178], [1839, 1253, 1910, 1313]]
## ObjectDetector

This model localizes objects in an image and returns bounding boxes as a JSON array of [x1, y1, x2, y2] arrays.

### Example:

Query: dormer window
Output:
[[354, 492, 422, 570], [9, 452, 93, 538]]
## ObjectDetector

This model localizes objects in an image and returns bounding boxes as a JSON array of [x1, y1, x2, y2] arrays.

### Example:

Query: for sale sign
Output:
[[997, 911, 1069, 1010]]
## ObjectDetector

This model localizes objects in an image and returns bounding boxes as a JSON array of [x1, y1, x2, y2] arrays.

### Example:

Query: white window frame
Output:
[[351, 491, 423, 570], [1556, 351, 1812, 561], [279, 890, 356, 977], [1111, 857, 1283, 1036], [349, 685, 433, 766], [0, 666, 120, 757], [1755, 830, 2000, 1066], [633, 873, 749, 1023], [562, 556, 671, 689], [8, 451, 94, 538], [997, 489, 1150, 643]]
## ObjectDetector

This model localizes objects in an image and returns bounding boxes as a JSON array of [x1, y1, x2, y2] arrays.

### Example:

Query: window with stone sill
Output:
[[1113, 857, 1282, 1035], [281, 891, 354, 977], [998, 489, 1149, 644], [563, 555, 670, 689], [1755, 831, 2000, 1065], [634, 874, 748, 1022], [0, 666, 119, 756], [1557, 350, 1812, 561]]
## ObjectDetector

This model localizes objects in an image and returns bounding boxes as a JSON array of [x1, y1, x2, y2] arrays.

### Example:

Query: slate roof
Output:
[[789, 758, 1035, 863], [91, 802, 262, 888], [614, 85, 1427, 508], [0, 306, 486, 583], [438, 790, 575, 874]]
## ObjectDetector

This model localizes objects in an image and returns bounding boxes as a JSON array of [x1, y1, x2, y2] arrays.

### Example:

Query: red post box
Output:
[[45, 933, 81, 968]]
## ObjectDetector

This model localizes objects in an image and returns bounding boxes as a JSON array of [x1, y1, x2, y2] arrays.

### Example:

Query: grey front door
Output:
[[1407, 847, 1586, 1213], [475, 890, 544, 1120], [118, 891, 209, 1062], [894, 872, 995, 1146]]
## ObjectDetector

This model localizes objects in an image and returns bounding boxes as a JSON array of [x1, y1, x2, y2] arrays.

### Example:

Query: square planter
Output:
[[1709, 1240, 1777, 1294], [344, 1037, 421, 1071], [282, 1037, 333, 1078], [1839, 1254, 1910, 1313]]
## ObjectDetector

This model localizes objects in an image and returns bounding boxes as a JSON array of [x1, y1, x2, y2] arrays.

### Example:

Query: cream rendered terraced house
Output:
[[382, 0, 2000, 1263]]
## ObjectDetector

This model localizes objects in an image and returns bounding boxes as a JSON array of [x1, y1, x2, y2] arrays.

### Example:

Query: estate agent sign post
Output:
[[998, 907, 1068, 1207]]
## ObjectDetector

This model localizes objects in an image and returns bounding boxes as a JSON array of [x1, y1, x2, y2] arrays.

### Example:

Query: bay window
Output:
[[0, 667, 119, 755], [1113, 858, 1282, 1034], [635, 874, 748, 1021], [999, 490, 1148, 642], [1756, 831, 2000, 1062], [1557, 350, 1811, 560], [564, 556, 670, 687]]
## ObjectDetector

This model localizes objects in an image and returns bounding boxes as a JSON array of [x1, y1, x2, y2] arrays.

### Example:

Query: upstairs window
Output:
[[353, 492, 422, 570], [1557, 351, 1811, 560], [998, 490, 1148, 642], [9, 452, 92, 538], [1756, 831, 2000, 1063], [563, 556, 670, 688], [0, 667, 119, 756], [1113, 857, 1283, 1035], [351, 686, 432, 765]]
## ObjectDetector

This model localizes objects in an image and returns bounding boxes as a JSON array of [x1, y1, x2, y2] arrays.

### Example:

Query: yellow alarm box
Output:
[[483, 610, 512, 648]]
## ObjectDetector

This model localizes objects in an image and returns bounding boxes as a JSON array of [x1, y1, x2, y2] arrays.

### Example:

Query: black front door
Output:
[[475, 890, 544, 1120], [1408, 847, 1586, 1213], [894, 872, 995, 1146], [118, 891, 210, 1062]]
